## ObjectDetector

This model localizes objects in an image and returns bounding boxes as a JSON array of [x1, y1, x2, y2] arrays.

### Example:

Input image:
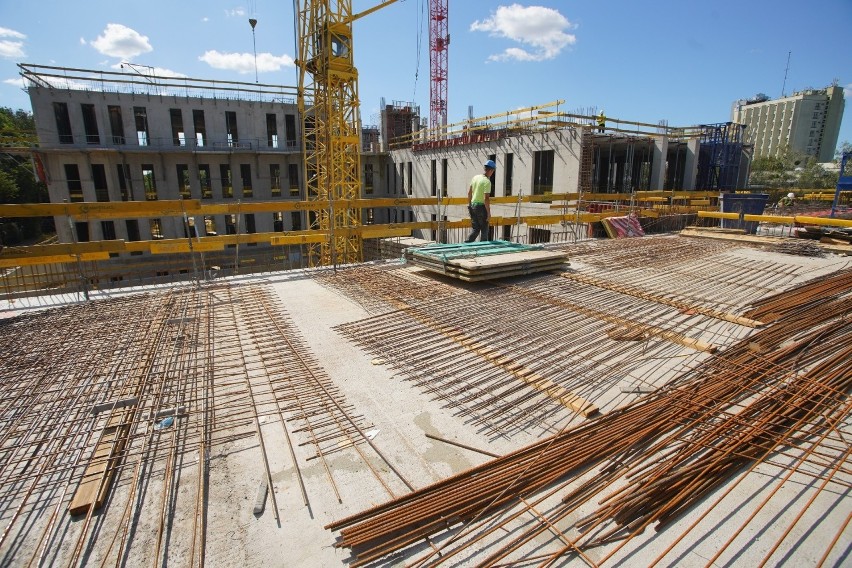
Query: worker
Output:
[[465, 159, 495, 243], [597, 110, 606, 133], [779, 192, 796, 206]]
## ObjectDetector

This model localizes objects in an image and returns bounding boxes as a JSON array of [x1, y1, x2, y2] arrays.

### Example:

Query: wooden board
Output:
[[409, 253, 568, 281]]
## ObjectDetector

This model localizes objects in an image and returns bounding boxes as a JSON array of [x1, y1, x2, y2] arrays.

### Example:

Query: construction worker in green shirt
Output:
[[465, 159, 495, 242], [597, 110, 606, 133]]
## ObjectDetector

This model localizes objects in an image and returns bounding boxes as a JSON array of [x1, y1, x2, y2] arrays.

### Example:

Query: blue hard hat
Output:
[[484, 159, 496, 169]]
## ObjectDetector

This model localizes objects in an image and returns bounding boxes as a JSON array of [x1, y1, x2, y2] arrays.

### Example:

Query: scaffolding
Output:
[[695, 122, 745, 191]]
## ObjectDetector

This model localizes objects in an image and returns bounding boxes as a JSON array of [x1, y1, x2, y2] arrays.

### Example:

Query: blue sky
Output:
[[1, 0, 850, 155]]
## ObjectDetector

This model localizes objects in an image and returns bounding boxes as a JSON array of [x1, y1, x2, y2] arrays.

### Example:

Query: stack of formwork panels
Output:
[[405, 241, 568, 281]]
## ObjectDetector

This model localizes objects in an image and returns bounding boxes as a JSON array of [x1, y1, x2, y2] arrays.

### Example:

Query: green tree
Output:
[[0, 107, 50, 245], [749, 147, 839, 190]]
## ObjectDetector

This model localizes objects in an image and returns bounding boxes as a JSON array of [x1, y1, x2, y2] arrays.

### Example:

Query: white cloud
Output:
[[0, 27, 26, 58], [845, 84, 852, 99], [470, 4, 576, 62], [199, 50, 294, 74], [0, 40, 25, 59], [3, 77, 26, 88], [90, 24, 153, 59], [0, 27, 26, 40]]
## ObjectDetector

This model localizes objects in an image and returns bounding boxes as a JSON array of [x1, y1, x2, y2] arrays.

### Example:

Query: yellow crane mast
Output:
[[295, 0, 398, 267]]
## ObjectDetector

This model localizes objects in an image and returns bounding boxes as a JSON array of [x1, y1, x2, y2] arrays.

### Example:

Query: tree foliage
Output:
[[1, 107, 51, 245], [749, 146, 840, 190]]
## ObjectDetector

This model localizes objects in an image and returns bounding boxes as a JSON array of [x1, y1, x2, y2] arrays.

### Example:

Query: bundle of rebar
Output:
[[769, 240, 825, 257], [327, 269, 852, 566]]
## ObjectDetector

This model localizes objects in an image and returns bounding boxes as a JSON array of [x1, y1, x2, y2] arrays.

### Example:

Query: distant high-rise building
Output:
[[731, 85, 844, 162]]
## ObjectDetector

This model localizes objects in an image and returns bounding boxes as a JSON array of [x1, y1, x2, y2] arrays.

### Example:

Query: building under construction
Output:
[[1, 62, 851, 568]]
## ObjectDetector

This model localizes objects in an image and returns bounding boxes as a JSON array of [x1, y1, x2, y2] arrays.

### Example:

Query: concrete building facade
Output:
[[23, 65, 747, 255], [731, 85, 844, 162], [23, 65, 392, 248]]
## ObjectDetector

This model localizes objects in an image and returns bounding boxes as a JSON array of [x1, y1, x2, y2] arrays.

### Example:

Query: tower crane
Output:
[[295, 0, 399, 267], [429, 0, 448, 132]]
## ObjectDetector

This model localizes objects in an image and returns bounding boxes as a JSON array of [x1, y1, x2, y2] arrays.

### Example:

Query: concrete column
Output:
[[650, 136, 669, 190], [682, 138, 700, 190]]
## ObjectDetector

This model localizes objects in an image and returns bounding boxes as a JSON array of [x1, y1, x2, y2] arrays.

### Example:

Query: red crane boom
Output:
[[429, 0, 448, 132]]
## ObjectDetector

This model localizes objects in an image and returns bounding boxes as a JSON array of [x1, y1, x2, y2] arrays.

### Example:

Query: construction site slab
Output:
[[0, 235, 850, 568]]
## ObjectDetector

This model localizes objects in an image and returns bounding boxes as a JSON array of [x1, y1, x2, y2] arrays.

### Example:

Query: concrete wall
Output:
[[389, 128, 583, 240], [27, 87, 398, 243]]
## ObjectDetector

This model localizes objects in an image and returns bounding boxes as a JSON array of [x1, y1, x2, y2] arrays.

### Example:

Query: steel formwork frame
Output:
[[429, 0, 448, 132], [296, 0, 363, 267], [696, 122, 745, 191]]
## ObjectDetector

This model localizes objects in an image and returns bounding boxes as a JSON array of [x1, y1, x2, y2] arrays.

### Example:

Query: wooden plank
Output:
[[0, 240, 126, 259], [149, 239, 225, 254], [68, 408, 132, 515], [360, 227, 412, 239], [0, 252, 111, 268], [270, 233, 328, 246]]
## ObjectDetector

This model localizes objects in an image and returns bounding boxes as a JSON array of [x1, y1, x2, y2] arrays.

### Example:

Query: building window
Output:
[[176, 164, 190, 199], [245, 213, 256, 234], [204, 216, 217, 236], [170, 108, 186, 146], [74, 222, 90, 242], [142, 164, 157, 201], [533, 150, 554, 195], [266, 113, 279, 148], [101, 220, 116, 240], [504, 153, 513, 196], [431, 159, 437, 196], [226, 111, 239, 147], [240, 164, 252, 198], [442, 158, 448, 197], [407, 162, 412, 195], [285, 114, 297, 147], [225, 215, 237, 235], [134, 107, 150, 146], [126, 219, 140, 241], [53, 102, 73, 144], [193, 109, 206, 147], [108, 106, 125, 144], [270, 164, 281, 197], [199, 164, 212, 199], [150, 218, 163, 239], [365, 163, 374, 195], [220, 164, 233, 198], [288, 163, 300, 197], [116, 164, 131, 201], [81, 104, 100, 145], [65, 164, 83, 202], [291, 211, 302, 231], [365, 208, 374, 224], [91, 164, 109, 202]]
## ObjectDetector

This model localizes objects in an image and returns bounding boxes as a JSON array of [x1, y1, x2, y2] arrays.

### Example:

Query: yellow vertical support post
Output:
[[296, 0, 363, 267]]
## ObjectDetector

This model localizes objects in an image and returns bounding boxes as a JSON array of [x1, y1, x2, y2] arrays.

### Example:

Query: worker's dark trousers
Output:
[[465, 204, 489, 242]]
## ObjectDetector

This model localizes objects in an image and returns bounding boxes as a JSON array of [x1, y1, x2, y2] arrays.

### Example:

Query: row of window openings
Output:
[[80, 209, 421, 241], [421, 151, 552, 197], [64, 163, 302, 202], [74, 213, 305, 243], [67, 151, 555, 202], [54, 102, 298, 149]]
